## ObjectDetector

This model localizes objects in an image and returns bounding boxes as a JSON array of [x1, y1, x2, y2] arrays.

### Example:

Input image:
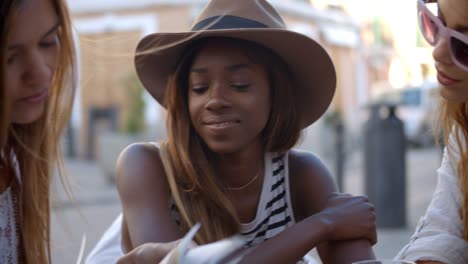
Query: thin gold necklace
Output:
[[225, 168, 262, 191]]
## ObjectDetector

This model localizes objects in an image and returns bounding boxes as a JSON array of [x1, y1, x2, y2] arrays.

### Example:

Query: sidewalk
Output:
[[50, 147, 441, 263], [341, 147, 441, 259]]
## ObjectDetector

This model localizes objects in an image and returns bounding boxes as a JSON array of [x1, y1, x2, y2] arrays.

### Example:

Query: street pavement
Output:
[[50, 146, 442, 263]]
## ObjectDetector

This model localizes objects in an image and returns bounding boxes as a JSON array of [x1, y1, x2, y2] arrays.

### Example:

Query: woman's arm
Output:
[[290, 150, 376, 263], [116, 240, 181, 264], [238, 194, 375, 263], [115, 143, 182, 253], [316, 240, 375, 264], [237, 150, 376, 264]]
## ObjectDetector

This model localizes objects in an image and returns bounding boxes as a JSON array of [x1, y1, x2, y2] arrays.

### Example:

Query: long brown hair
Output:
[[0, 0, 76, 262], [437, 99, 468, 241], [0, 0, 14, 146], [159, 38, 301, 244]]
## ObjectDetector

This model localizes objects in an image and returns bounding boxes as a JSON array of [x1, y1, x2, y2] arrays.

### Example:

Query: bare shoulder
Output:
[[115, 142, 168, 199], [288, 149, 337, 219], [116, 142, 182, 247]]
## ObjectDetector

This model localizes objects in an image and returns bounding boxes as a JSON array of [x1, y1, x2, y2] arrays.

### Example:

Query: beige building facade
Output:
[[68, 0, 364, 159]]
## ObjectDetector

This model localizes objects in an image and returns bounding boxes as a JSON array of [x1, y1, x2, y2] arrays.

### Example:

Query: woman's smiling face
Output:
[[432, 0, 468, 102], [188, 40, 271, 154]]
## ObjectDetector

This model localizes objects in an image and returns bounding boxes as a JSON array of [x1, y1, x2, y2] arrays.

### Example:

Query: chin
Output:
[[205, 141, 241, 155], [11, 106, 46, 125], [440, 85, 468, 103]]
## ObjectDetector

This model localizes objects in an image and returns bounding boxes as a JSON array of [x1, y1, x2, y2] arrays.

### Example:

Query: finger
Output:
[[116, 255, 133, 264], [333, 192, 352, 198], [357, 195, 369, 202], [371, 230, 378, 245], [363, 229, 377, 246]]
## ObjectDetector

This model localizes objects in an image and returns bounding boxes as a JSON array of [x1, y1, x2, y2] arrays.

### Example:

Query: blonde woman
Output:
[[0, 0, 76, 263], [396, 0, 468, 263]]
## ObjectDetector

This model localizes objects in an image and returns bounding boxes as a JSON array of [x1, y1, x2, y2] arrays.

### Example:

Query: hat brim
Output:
[[135, 28, 336, 128]]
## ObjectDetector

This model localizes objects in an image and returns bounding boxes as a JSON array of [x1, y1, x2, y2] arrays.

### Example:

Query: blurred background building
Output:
[[68, 0, 364, 162], [66, 0, 437, 164]]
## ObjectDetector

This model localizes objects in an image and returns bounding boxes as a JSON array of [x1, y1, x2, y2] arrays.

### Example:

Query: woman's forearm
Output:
[[239, 214, 330, 264], [318, 239, 375, 264], [117, 240, 181, 264]]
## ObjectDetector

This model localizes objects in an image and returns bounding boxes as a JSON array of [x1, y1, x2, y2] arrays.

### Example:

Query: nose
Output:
[[432, 37, 454, 66], [22, 50, 53, 86], [205, 83, 230, 111]]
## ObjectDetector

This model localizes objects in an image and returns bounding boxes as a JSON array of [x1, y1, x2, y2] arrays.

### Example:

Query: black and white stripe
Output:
[[240, 153, 294, 247]]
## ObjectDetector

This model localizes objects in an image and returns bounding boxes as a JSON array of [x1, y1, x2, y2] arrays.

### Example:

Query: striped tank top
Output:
[[170, 152, 296, 244], [170, 151, 315, 263], [239, 152, 295, 246], [240, 152, 313, 263]]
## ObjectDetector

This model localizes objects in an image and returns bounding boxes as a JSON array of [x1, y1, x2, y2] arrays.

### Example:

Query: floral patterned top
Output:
[[0, 182, 20, 264], [0, 154, 21, 264]]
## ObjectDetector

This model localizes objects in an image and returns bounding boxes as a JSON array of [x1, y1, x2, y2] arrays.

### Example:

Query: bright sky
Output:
[[310, 0, 436, 86]]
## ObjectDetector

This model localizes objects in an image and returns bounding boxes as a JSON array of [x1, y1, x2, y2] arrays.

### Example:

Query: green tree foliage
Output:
[[123, 74, 146, 134]]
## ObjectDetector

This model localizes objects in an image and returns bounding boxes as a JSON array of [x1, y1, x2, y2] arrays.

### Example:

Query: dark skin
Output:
[[116, 42, 376, 264]]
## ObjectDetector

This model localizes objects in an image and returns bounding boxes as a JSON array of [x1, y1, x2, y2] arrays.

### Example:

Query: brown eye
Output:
[[7, 53, 19, 65], [231, 84, 250, 91], [192, 86, 208, 94]]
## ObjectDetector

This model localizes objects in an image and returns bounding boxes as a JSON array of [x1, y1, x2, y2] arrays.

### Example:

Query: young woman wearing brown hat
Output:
[[396, 0, 468, 263], [0, 0, 76, 262], [88, 0, 377, 263]]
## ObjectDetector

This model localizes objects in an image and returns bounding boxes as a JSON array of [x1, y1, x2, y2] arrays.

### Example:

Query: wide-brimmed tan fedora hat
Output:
[[135, 0, 336, 128]]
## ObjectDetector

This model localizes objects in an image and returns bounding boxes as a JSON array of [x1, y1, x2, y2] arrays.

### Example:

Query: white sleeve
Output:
[[85, 213, 124, 264], [395, 146, 468, 263]]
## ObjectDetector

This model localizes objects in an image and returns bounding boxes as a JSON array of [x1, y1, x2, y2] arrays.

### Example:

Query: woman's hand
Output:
[[116, 241, 178, 264], [319, 193, 377, 244]]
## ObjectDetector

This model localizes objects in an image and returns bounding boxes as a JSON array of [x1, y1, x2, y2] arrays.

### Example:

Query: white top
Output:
[[0, 155, 20, 264], [85, 213, 123, 264], [395, 141, 468, 263]]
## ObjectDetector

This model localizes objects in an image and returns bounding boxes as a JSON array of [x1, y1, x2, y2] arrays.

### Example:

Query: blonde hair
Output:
[[1, 0, 77, 262], [437, 99, 468, 241], [159, 38, 301, 244]]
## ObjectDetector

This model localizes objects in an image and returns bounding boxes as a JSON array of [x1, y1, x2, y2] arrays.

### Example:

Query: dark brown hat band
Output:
[[192, 15, 269, 31]]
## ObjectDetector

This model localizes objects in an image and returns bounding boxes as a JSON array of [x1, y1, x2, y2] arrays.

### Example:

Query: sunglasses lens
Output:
[[451, 37, 468, 68], [419, 9, 438, 45]]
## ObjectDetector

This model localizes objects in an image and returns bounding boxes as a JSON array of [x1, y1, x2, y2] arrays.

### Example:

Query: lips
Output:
[[21, 89, 49, 103], [203, 118, 240, 131], [436, 69, 461, 86]]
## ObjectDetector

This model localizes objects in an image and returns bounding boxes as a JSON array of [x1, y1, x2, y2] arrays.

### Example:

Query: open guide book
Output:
[[160, 223, 248, 264]]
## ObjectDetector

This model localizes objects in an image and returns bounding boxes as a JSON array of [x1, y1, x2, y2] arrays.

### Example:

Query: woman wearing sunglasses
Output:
[[396, 0, 468, 263]]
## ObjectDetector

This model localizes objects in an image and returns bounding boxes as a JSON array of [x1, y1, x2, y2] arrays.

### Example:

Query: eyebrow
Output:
[[191, 63, 253, 74], [8, 22, 60, 50], [454, 24, 468, 33], [438, 5, 468, 33]]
